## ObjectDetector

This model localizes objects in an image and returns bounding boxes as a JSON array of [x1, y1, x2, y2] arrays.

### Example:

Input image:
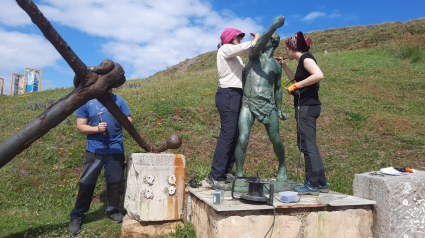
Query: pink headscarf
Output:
[[286, 31, 313, 51], [221, 28, 245, 45]]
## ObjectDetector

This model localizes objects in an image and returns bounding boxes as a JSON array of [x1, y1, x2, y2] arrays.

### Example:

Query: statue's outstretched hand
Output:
[[278, 111, 288, 121], [273, 15, 285, 28]]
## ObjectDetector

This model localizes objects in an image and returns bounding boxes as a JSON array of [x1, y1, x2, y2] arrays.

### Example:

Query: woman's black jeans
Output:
[[295, 105, 326, 186], [210, 87, 243, 181]]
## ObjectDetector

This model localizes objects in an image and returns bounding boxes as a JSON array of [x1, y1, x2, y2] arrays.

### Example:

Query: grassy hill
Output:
[[0, 18, 424, 237]]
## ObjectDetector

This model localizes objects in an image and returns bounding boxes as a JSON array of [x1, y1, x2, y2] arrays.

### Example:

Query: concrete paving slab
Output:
[[188, 180, 375, 212]]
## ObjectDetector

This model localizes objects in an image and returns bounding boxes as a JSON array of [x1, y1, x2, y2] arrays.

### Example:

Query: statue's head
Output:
[[271, 32, 280, 48], [265, 32, 280, 50]]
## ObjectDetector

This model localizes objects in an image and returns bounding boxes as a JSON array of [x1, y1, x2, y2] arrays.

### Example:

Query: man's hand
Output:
[[98, 122, 107, 133], [278, 111, 287, 120], [273, 15, 285, 28], [287, 83, 300, 95]]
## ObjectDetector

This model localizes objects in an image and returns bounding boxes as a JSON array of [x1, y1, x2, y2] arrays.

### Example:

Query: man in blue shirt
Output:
[[68, 91, 132, 235]]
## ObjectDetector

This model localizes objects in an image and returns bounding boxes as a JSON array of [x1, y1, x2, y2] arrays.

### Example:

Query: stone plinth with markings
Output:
[[353, 171, 425, 238], [122, 153, 185, 237], [187, 181, 375, 238]]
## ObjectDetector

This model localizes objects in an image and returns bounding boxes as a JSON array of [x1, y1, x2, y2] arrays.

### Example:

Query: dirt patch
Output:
[[177, 58, 198, 73]]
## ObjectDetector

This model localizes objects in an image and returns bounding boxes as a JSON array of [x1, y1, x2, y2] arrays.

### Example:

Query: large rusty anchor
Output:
[[0, 0, 182, 169]]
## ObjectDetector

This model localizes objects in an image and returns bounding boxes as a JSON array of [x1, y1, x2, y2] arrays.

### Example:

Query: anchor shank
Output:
[[16, 0, 88, 80]]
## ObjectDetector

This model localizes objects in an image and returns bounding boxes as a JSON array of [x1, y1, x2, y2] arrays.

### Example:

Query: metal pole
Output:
[[23, 67, 27, 94]]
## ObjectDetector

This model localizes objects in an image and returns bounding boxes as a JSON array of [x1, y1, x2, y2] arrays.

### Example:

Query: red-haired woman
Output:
[[277, 31, 328, 195]]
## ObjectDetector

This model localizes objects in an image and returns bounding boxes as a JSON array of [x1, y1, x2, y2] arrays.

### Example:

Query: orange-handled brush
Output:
[[395, 168, 415, 173]]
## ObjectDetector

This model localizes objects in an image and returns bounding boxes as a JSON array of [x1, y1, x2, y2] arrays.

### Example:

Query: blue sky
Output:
[[0, 0, 424, 95]]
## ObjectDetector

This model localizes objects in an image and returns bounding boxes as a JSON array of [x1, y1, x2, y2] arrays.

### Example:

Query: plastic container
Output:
[[278, 191, 298, 203], [213, 190, 224, 204]]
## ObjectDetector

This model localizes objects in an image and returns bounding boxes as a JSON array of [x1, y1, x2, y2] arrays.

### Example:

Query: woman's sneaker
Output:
[[319, 182, 329, 193], [205, 173, 229, 190], [294, 180, 320, 196]]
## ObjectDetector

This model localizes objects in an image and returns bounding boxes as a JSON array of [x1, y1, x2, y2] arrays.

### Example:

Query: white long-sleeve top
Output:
[[217, 41, 256, 89]]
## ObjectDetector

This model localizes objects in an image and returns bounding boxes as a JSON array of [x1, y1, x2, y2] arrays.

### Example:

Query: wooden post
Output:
[[10, 73, 13, 95]]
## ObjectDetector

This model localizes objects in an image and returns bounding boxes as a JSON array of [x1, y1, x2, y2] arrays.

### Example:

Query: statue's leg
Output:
[[264, 110, 287, 181], [234, 106, 255, 177]]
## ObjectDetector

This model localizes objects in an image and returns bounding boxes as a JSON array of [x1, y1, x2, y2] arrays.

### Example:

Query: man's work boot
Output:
[[109, 212, 124, 223], [68, 217, 82, 235], [105, 182, 123, 223]]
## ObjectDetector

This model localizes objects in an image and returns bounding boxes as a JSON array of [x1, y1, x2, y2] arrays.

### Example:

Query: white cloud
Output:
[[0, 0, 263, 85], [328, 13, 342, 19], [35, 0, 263, 78], [303, 11, 326, 21], [0, 0, 32, 26], [37, 0, 254, 44], [291, 14, 302, 19], [0, 28, 62, 95]]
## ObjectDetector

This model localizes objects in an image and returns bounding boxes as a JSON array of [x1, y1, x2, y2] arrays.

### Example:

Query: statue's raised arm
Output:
[[249, 15, 285, 58]]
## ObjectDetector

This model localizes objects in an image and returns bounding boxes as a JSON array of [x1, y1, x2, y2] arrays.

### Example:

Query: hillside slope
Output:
[[0, 18, 424, 237], [164, 17, 425, 74]]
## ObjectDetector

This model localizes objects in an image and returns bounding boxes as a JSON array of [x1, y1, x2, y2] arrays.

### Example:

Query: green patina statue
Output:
[[234, 15, 291, 190]]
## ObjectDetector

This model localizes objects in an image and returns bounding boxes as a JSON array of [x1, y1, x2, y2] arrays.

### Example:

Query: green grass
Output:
[[1, 18, 425, 237]]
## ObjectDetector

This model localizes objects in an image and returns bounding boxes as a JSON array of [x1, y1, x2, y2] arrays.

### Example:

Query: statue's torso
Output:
[[243, 54, 280, 98]]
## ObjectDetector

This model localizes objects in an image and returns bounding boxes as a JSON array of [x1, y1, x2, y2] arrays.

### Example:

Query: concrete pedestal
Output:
[[122, 153, 185, 237], [353, 171, 425, 238], [188, 181, 375, 238], [124, 153, 185, 221]]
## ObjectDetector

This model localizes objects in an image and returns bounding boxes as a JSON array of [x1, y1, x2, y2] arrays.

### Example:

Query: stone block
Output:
[[353, 171, 425, 238], [124, 153, 185, 221], [190, 195, 302, 238], [304, 210, 373, 238], [121, 215, 184, 237], [189, 193, 373, 238]]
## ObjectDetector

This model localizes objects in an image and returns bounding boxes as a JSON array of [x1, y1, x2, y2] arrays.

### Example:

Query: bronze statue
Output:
[[234, 15, 291, 190]]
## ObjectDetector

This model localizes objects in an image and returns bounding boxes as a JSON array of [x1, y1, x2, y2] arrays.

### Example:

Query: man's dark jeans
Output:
[[210, 87, 242, 181], [295, 105, 326, 186], [70, 152, 125, 219]]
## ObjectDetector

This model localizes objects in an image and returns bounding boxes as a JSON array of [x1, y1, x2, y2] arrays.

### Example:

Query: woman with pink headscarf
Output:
[[205, 28, 260, 190], [277, 31, 327, 196]]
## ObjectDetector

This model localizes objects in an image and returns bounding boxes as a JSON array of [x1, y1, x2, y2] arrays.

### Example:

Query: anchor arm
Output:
[[98, 94, 182, 153]]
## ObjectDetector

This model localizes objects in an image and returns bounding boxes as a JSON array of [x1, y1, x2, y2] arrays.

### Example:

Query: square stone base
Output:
[[188, 182, 375, 238], [354, 171, 425, 238], [121, 215, 184, 237]]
